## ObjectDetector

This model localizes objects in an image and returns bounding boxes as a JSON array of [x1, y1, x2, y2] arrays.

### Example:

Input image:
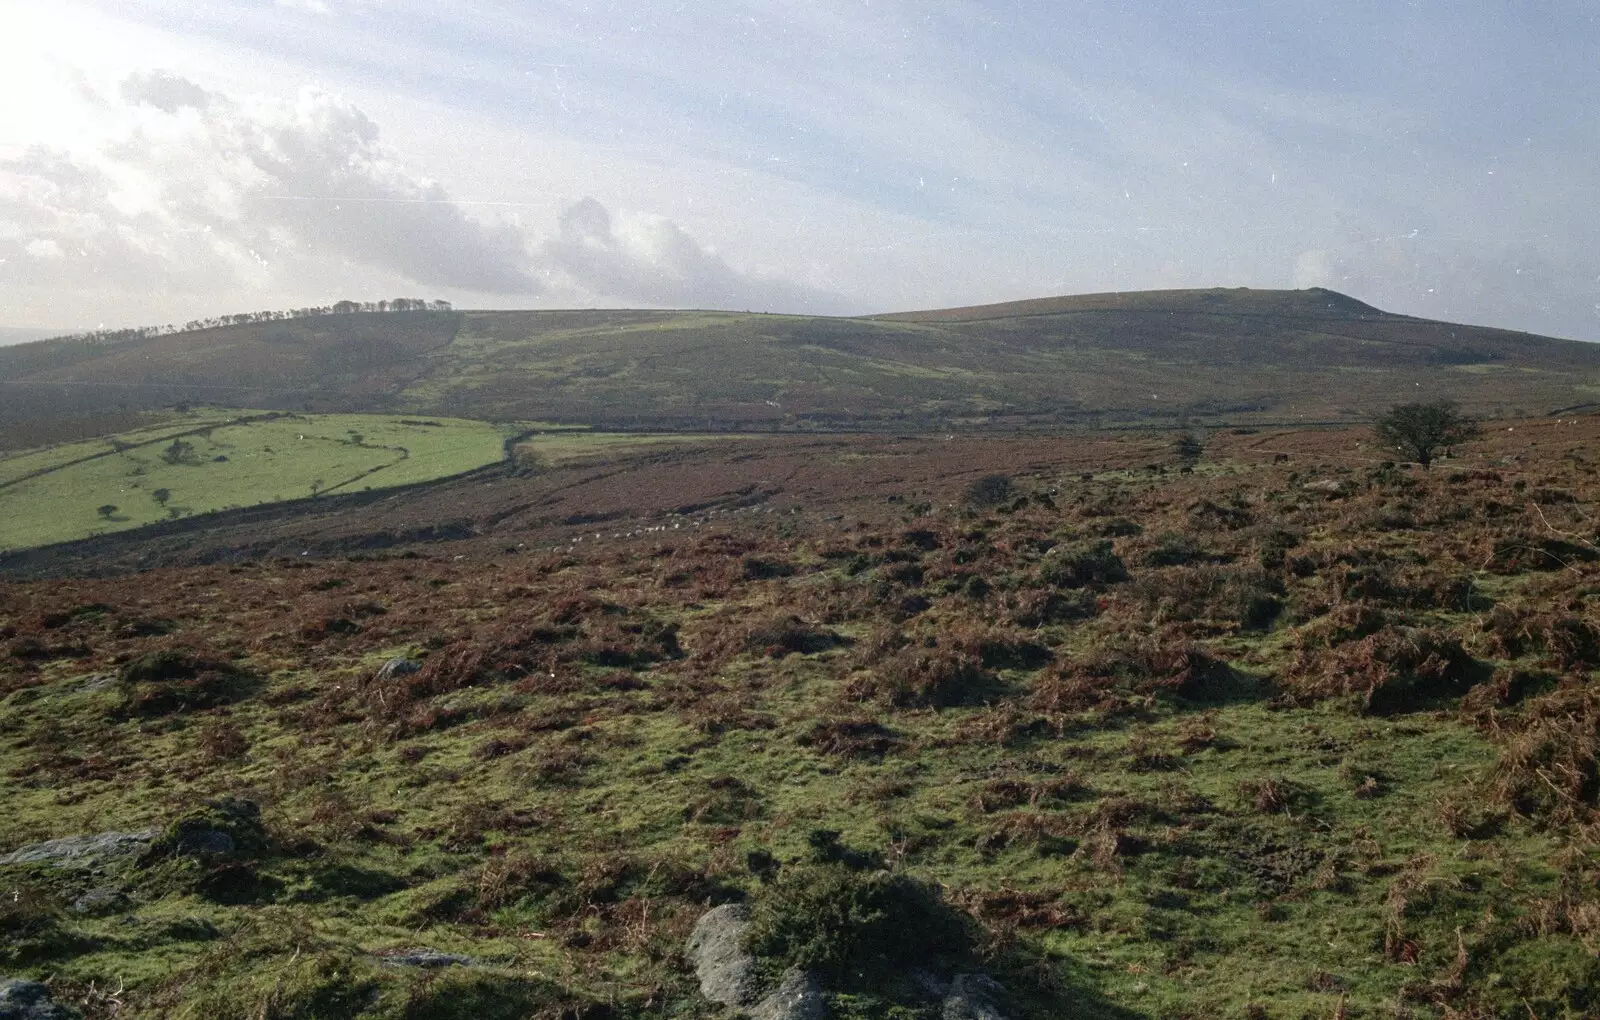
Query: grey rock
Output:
[[376, 657, 422, 682], [379, 948, 474, 968], [1301, 479, 1352, 495], [69, 886, 127, 915], [77, 674, 116, 692], [0, 830, 159, 869], [685, 903, 758, 1008], [942, 974, 1007, 1020], [750, 969, 827, 1020], [0, 979, 82, 1020]]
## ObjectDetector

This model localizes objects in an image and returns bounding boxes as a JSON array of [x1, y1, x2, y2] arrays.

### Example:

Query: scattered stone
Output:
[[0, 978, 82, 1020], [376, 657, 421, 682], [69, 886, 128, 915], [379, 949, 474, 968], [77, 674, 116, 692], [942, 974, 1008, 1020], [686, 903, 758, 1008], [1300, 479, 1352, 495], [1, 830, 159, 869], [750, 969, 827, 1020]]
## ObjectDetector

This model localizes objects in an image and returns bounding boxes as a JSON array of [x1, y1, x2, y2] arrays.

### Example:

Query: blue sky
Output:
[[1, 0, 1596, 339]]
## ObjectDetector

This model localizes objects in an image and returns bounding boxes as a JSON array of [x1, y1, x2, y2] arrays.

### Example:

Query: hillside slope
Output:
[[6, 421, 1600, 1017], [4, 290, 1597, 440]]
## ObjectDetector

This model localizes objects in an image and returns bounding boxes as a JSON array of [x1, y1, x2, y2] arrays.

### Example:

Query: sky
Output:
[[1, 0, 1596, 340]]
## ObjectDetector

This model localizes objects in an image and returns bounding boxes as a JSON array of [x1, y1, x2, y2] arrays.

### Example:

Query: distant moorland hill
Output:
[[3, 288, 1598, 446]]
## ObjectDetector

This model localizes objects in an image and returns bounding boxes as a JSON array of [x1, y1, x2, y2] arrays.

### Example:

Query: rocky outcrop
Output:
[[376, 657, 421, 682], [685, 906, 1010, 1020], [685, 904, 827, 1020], [750, 969, 827, 1020], [0, 830, 158, 869], [378, 948, 474, 968], [686, 903, 760, 1007], [942, 974, 1008, 1020], [0, 979, 81, 1020]]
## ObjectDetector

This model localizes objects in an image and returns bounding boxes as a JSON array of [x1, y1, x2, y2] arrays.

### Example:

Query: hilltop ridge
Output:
[[3, 288, 1598, 447]]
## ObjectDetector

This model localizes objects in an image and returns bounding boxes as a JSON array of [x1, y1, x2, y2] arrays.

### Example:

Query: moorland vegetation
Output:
[[4, 410, 1600, 1018]]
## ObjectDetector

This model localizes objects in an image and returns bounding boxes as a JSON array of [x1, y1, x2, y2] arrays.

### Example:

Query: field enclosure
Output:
[[0, 412, 513, 552]]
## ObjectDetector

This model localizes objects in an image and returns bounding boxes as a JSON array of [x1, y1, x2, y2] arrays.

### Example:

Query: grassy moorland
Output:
[[3, 419, 1600, 1018], [6, 290, 1600, 440]]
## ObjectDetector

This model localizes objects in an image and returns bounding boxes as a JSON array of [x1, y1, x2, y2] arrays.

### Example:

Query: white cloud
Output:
[[0, 64, 851, 324], [544, 198, 850, 314], [2, 73, 540, 301]]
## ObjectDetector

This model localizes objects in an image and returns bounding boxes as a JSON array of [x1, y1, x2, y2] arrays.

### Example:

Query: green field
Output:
[[0, 411, 515, 551]]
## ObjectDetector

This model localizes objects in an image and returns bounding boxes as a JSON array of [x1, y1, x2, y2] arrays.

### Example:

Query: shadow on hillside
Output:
[[1012, 961, 1153, 1020], [1175, 660, 1276, 707]]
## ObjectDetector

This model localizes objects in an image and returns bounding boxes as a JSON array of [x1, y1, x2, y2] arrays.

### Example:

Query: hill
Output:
[[4, 290, 1598, 444], [5, 420, 1600, 1017]]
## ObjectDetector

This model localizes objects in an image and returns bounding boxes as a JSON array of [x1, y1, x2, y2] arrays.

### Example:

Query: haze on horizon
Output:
[[1, 1, 1596, 341]]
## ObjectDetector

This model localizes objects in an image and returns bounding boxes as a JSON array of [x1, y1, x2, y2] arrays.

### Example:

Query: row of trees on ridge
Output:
[[43, 298, 455, 348]]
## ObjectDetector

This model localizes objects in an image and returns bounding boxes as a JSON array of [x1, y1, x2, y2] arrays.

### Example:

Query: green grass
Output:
[[0, 411, 514, 551]]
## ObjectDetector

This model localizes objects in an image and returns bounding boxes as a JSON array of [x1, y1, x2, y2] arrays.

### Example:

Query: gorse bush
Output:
[[853, 646, 998, 708], [1143, 531, 1206, 567], [1038, 539, 1127, 588], [745, 862, 972, 982], [117, 646, 258, 716], [962, 473, 1014, 507]]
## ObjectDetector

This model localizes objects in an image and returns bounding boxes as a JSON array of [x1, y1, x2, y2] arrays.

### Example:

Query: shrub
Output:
[[1485, 533, 1600, 574], [1143, 532, 1206, 567], [745, 863, 972, 982], [963, 474, 1014, 507], [117, 647, 258, 715], [1287, 627, 1482, 713], [1490, 687, 1600, 826], [1476, 606, 1600, 670], [1039, 540, 1127, 588], [740, 615, 848, 658], [798, 717, 903, 758], [742, 555, 797, 580], [854, 646, 998, 708], [1008, 589, 1097, 627]]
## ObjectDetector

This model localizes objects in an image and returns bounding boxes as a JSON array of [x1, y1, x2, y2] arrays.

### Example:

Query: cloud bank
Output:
[[2, 70, 844, 326]]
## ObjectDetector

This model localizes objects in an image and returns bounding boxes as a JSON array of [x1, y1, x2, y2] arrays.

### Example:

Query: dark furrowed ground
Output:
[[3, 418, 1600, 1019]]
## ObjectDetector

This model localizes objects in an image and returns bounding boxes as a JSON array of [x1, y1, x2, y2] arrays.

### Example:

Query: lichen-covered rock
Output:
[[69, 886, 127, 915], [750, 969, 827, 1020], [379, 948, 474, 968], [942, 974, 1008, 1020], [376, 657, 421, 682], [686, 903, 759, 1008], [1301, 478, 1352, 496], [0, 979, 81, 1020], [0, 830, 159, 869]]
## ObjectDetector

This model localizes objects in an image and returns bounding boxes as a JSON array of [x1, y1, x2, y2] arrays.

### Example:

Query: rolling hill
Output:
[[3, 289, 1599, 447]]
